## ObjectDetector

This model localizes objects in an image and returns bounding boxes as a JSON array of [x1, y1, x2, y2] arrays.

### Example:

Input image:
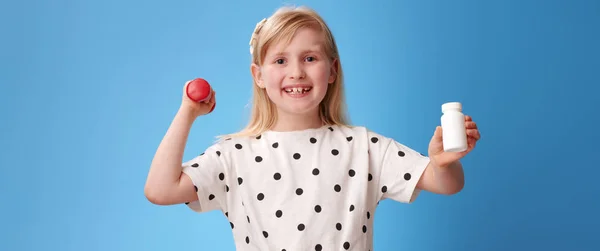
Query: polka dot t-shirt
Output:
[[182, 125, 430, 251]]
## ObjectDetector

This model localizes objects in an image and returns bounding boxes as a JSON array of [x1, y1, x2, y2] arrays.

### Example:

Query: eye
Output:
[[305, 56, 315, 62], [275, 59, 285, 64]]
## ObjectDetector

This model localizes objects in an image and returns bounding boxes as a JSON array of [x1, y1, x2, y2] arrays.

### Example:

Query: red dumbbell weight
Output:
[[186, 78, 215, 113]]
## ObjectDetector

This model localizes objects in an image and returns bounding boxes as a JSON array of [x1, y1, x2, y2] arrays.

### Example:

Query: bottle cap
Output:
[[442, 102, 462, 113]]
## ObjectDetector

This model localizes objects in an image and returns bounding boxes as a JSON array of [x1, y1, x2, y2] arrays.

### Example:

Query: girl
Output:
[[145, 5, 481, 251]]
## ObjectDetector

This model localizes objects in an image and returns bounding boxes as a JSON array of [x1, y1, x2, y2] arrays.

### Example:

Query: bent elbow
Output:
[[144, 185, 168, 205], [445, 180, 465, 195]]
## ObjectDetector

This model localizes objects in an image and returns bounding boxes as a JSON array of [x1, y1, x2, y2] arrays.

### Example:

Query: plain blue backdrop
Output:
[[1, 0, 599, 250]]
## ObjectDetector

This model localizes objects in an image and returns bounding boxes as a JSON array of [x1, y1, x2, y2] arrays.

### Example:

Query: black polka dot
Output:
[[191, 163, 199, 167], [371, 137, 378, 143], [367, 211, 371, 219], [343, 242, 350, 250], [208, 194, 215, 200], [328, 127, 334, 131], [310, 137, 317, 144], [225, 185, 229, 192], [334, 184, 341, 192], [315, 244, 322, 251], [238, 177, 243, 185], [185, 202, 189, 204], [404, 173, 412, 180], [296, 188, 303, 195], [235, 144, 243, 149], [314, 205, 321, 213], [398, 150, 405, 157], [247, 216, 250, 223], [297, 224, 305, 231], [293, 153, 301, 159], [336, 223, 342, 230], [312, 168, 319, 175], [263, 231, 268, 238], [274, 172, 281, 180], [256, 135, 261, 139], [255, 156, 263, 162], [257, 193, 264, 201], [219, 173, 225, 180], [216, 151, 221, 156], [272, 142, 279, 148], [230, 222, 234, 228], [276, 210, 283, 218], [194, 186, 198, 192], [200, 152, 205, 155], [225, 212, 228, 217], [382, 186, 388, 193], [368, 173, 373, 181], [362, 225, 367, 233], [331, 149, 339, 156], [349, 205, 354, 211], [246, 236, 250, 244], [349, 169, 355, 177], [346, 136, 353, 142]]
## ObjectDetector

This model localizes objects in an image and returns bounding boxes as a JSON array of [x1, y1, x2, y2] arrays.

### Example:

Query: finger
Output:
[[465, 121, 478, 129], [208, 91, 217, 112], [466, 129, 480, 140], [467, 137, 477, 150], [209, 89, 215, 102], [203, 89, 215, 104], [464, 115, 472, 121]]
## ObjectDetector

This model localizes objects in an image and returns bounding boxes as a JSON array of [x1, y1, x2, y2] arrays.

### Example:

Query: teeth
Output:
[[284, 87, 312, 94]]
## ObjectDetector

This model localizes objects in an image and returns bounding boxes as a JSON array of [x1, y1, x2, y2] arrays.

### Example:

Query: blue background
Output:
[[2, 0, 599, 250]]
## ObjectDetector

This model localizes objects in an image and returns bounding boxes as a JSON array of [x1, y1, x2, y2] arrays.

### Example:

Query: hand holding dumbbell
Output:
[[181, 78, 216, 117]]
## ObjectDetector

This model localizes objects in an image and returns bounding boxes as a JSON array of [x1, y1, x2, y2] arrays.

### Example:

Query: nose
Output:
[[289, 61, 305, 80]]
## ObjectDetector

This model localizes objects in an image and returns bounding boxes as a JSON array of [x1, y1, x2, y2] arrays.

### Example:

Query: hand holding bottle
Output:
[[428, 102, 481, 169]]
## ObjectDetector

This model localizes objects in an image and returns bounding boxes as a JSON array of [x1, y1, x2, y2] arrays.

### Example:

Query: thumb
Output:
[[433, 126, 443, 141]]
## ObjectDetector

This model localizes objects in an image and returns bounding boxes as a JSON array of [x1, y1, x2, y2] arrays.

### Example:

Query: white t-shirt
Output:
[[182, 124, 430, 251]]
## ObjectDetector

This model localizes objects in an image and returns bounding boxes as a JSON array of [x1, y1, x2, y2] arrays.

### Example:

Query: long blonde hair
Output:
[[219, 6, 349, 140]]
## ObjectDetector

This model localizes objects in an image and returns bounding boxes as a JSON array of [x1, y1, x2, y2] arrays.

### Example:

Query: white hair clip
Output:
[[249, 18, 267, 55]]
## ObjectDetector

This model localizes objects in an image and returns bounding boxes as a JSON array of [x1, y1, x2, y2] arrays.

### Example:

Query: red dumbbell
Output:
[[186, 78, 215, 113]]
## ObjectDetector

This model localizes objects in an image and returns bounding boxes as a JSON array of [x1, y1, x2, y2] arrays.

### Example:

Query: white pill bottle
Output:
[[441, 102, 468, 152]]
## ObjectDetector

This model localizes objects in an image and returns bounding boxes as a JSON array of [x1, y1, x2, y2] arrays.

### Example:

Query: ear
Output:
[[251, 63, 265, 88], [328, 58, 338, 84]]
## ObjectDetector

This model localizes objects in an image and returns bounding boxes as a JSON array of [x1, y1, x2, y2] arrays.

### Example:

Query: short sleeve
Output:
[[181, 143, 229, 213], [368, 131, 430, 204]]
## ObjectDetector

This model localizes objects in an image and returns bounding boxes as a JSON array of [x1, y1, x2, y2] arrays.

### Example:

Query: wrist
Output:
[[431, 160, 459, 172], [176, 106, 200, 122]]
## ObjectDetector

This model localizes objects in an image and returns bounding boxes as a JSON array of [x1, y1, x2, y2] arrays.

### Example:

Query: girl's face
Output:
[[252, 27, 337, 120]]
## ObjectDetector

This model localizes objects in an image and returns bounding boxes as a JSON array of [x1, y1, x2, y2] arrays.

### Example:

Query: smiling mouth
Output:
[[283, 87, 312, 94]]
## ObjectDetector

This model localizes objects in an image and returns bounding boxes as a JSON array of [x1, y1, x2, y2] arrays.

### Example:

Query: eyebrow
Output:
[[271, 48, 323, 57]]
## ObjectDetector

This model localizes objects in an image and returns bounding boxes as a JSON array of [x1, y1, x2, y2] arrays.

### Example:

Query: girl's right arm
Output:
[[144, 81, 216, 205]]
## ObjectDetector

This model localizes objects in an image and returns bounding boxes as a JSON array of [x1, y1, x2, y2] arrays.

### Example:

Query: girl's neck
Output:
[[270, 109, 324, 132]]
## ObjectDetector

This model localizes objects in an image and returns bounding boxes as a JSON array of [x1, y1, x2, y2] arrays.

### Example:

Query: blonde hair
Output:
[[219, 6, 350, 140]]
